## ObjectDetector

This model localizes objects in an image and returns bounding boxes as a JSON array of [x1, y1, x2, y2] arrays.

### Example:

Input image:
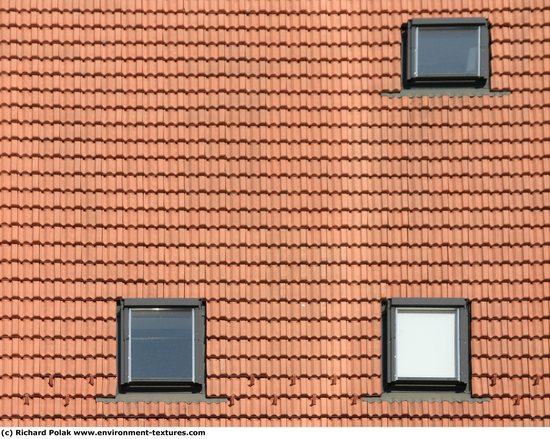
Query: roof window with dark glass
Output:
[[383, 17, 509, 97], [97, 298, 225, 404]]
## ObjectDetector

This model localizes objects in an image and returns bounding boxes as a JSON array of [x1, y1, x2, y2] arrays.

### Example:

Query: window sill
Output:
[[382, 89, 510, 98], [97, 393, 227, 404], [362, 392, 490, 403]]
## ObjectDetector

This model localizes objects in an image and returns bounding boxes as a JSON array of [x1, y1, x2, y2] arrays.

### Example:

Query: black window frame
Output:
[[117, 298, 206, 393], [382, 298, 470, 393], [402, 18, 490, 89]]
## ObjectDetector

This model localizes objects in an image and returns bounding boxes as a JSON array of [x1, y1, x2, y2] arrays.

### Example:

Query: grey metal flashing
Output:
[[389, 297, 467, 307], [121, 298, 204, 308], [382, 89, 510, 98], [362, 392, 490, 403], [479, 20, 491, 83], [409, 17, 488, 26], [97, 393, 227, 404], [117, 302, 129, 388], [458, 303, 470, 386], [193, 304, 206, 384]]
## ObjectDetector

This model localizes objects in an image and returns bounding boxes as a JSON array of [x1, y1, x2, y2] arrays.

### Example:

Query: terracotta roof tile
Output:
[[0, 0, 549, 427]]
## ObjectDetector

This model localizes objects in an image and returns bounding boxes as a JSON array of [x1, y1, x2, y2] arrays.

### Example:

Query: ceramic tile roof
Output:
[[0, 0, 549, 427]]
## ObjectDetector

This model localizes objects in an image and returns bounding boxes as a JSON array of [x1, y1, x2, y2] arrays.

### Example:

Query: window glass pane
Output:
[[414, 26, 480, 76], [395, 308, 458, 379], [129, 309, 194, 380]]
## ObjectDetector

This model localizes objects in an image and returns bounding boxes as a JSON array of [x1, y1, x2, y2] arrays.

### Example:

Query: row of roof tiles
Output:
[[1, 0, 549, 427]]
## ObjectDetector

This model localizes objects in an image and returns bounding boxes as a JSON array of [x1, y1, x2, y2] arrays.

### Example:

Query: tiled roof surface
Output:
[[0, 0, 549, 427]]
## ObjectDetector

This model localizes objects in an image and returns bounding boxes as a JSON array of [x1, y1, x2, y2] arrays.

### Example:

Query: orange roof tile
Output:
[[0, 0, 549, 427]]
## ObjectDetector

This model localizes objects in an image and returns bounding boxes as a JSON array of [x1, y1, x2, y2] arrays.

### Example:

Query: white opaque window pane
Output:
[[395, 308, 458, 379]]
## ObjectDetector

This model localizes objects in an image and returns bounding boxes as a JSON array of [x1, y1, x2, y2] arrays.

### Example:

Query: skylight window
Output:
[[383, 298, 470, 392], [403, 18, 490, 88], [118, 299, 205, 393]]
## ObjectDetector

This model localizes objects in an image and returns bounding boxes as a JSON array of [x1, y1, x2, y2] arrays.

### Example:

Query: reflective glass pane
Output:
[[129, 309, 194, 380], [414, 26, 480, 76], [395, 308, 458, 379]]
